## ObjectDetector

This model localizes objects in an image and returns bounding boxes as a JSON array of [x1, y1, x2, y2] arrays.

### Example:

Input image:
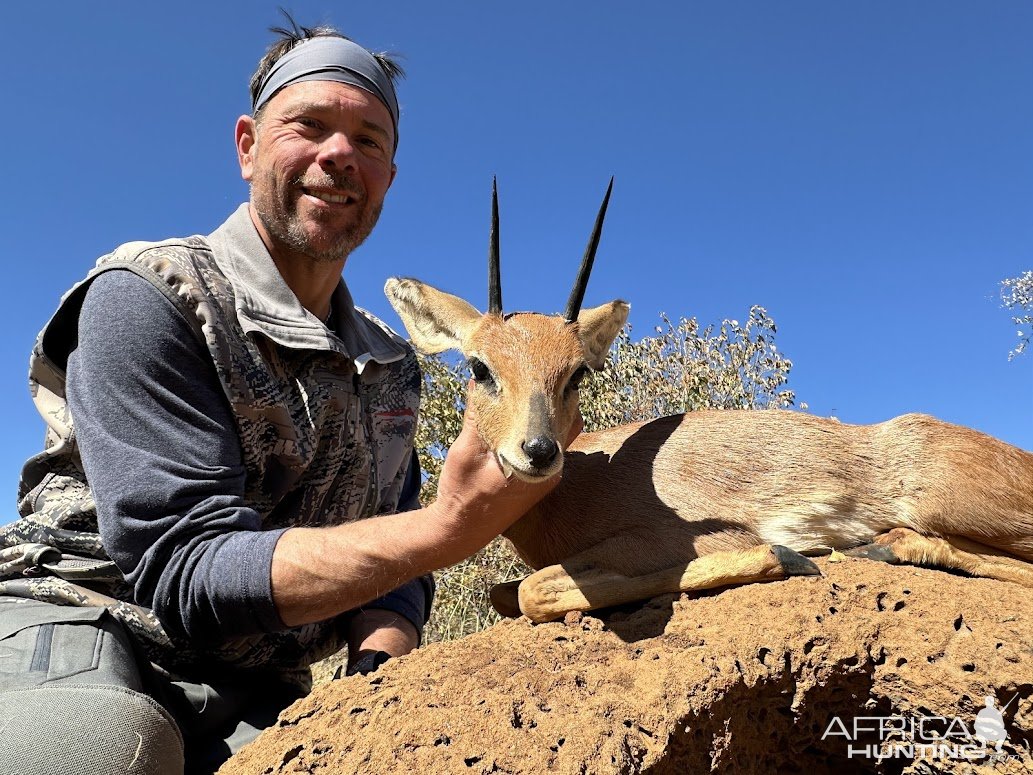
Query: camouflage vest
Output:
[[0, 205, 420, 685]]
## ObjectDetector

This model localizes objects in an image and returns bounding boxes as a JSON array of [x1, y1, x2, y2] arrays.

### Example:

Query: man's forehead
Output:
[[269, 81, 394, 136], [271, 80, 381, 112], [251, 36, 400, 149]]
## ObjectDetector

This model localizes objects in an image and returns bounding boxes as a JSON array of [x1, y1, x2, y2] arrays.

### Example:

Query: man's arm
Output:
[[68, 271, 286, 643], [269, 420, 561, 626], [270, 401, 579, 628], [346, 609, 418, 668], [67, 271, 439, 644], [344, 454, 429, 665], [69, 270, 572, 645]]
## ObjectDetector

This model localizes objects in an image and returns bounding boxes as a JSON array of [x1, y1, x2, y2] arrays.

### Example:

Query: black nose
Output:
[[522, 436, 559, 469]]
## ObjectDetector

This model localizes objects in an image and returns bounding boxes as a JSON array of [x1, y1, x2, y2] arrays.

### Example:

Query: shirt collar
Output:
[[206, 204, 408, 370]]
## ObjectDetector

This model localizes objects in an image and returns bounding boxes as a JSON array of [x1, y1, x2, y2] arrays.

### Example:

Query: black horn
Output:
[[488, 177, 502, 315], [564, 177, 614, 322]]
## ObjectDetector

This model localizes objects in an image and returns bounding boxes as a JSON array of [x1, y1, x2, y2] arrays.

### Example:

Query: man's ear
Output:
[[385, 278, 483, 354], [577, 300, 630, 370], [235, 115, 257, 182]]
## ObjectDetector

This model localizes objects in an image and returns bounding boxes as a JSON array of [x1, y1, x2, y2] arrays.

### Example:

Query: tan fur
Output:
[[387, 278, 628, 480], [386, 279, 1033, 622]]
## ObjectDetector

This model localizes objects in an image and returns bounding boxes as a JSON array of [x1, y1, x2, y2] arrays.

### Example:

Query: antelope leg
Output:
[[847, 527, 1033, 587], [517, 544, 820, 624], [488, 579, 523, 618]]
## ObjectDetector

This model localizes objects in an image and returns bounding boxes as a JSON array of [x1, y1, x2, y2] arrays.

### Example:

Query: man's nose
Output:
[[316, 132, 357, 170]]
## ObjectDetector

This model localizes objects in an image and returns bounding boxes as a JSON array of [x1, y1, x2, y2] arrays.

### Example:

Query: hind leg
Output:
[[847, 527, 1033, 587], [492, 543, 821, 623]]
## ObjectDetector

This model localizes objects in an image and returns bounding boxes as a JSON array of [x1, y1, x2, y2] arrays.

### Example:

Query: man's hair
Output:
[[249, 11, 405, 126]]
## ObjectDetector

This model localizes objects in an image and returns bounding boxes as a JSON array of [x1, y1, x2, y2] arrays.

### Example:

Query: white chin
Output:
[[495, 453, 562, 482]]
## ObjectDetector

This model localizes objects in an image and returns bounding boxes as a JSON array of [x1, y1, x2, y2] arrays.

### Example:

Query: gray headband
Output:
[[252, 36, 399, 146]]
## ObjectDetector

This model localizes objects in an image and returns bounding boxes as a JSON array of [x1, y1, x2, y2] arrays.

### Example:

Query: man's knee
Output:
[[0, 598, 142, 691], [0, 598, 184, 772], [0, 684, 185, 774]]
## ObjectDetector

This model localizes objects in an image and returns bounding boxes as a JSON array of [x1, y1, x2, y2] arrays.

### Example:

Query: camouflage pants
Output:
[[0, 597, 305, 774]]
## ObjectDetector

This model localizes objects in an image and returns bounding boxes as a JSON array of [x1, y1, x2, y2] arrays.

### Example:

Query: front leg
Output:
[[492, 543, 820, 623], [489, 579, 524, 618]]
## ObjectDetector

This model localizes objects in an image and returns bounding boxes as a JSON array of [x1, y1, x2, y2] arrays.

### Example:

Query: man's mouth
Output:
[[302, 187, 358, 206]]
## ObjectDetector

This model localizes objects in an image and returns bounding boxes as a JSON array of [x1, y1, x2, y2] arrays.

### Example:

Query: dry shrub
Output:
[[1001, 270, 1033, 360]]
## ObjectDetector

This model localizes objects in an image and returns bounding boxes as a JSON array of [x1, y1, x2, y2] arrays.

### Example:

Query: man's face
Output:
[[237, 80, 397, 264]]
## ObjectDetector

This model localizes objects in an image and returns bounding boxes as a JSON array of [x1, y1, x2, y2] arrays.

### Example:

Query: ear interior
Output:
[[384, 278, 483, 354], [577, 300, 630, 369]]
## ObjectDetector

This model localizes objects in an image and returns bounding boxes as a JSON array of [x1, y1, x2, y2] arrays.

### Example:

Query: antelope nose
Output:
[[522, 436, 559, 468]]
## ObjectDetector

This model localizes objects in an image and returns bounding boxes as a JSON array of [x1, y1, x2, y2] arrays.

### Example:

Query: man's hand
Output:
[[424, 403, 583, 562], [270, 405, 583, 629], [344, 609, 418, 675]]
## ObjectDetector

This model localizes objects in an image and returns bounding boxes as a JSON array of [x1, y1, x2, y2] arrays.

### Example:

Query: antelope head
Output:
[[385, 179, 629, 482]]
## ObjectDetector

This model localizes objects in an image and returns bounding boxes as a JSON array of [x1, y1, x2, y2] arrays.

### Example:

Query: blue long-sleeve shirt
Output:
[[66, 269, 432, 645]]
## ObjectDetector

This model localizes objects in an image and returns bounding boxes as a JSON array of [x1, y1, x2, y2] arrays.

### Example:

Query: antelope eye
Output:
[[468, 358, 494, 386], [568, 366, 589, 390]]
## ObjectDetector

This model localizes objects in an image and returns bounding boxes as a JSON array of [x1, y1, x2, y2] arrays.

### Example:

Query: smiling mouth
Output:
[[302, 187, 357, 206]]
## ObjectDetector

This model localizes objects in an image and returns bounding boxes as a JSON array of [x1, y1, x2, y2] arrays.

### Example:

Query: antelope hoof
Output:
[[843, 544, 901, 564], [489, 579, 524, 618], [771, 545, 822, 577]]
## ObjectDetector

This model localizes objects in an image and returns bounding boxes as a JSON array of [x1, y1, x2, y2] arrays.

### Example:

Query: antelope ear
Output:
[[577, 300, 629, 369], [385, 278, 483, 354]]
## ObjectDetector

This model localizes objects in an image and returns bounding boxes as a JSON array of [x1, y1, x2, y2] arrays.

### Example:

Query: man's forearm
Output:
[[271, 504, 460, 628], [271, 408, 577, 629]]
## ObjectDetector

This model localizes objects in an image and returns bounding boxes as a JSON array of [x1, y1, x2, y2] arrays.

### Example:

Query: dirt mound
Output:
[[220, 559, 1032, 774]]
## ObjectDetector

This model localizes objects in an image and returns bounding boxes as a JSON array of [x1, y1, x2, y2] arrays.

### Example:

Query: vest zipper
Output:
[[353, 372, 379, 518]]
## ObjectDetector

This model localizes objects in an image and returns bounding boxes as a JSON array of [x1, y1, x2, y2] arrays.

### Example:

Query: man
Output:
[[0, 20, 568, 774]]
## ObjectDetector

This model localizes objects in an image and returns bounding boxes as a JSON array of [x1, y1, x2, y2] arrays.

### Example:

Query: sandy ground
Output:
[[220, 558, 1032, 774]]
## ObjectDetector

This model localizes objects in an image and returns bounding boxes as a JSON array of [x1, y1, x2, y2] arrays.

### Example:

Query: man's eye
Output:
[[295, 117, 320, 129]]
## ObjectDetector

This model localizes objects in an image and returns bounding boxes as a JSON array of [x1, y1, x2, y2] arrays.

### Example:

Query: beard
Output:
[[251, 168, 383, 264]]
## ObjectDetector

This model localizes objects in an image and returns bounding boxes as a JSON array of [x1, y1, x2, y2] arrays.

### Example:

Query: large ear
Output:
[[235, 115, 257, 182], [577, 300, 629, 369], [385, 278, 483, 354]]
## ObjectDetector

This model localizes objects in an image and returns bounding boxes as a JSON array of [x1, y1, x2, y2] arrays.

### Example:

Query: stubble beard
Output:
[[251, 171, 383, 265]]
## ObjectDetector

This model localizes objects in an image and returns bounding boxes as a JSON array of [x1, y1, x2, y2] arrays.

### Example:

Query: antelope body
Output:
[[386, 182, 1033, 622]]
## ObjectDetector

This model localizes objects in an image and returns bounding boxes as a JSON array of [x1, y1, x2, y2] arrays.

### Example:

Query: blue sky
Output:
[[2, 1, 1031, 510]]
